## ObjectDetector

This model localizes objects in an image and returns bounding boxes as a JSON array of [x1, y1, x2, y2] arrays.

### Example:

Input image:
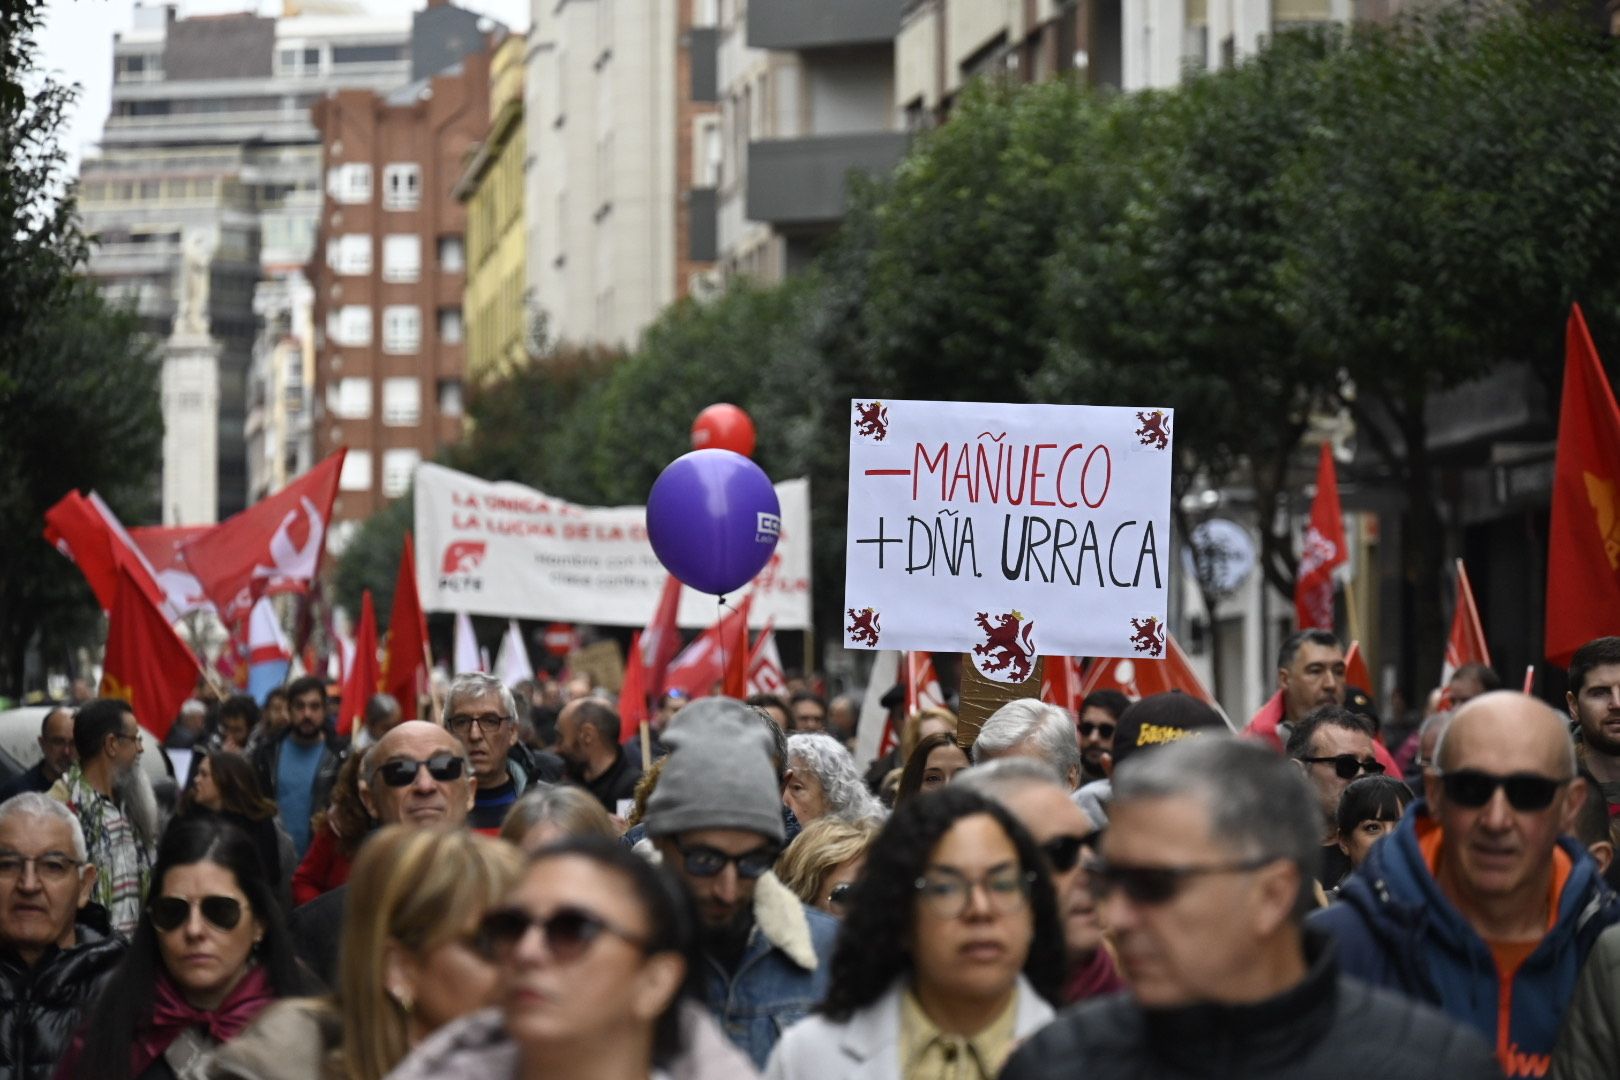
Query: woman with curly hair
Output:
[[782, 733, 884, 826], [291, 752, 374, 906], [764, 786, 1063, 1080]]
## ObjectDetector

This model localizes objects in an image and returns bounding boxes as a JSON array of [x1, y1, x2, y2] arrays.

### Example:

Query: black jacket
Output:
[[289, 884, 346, 991], [1001, 933, 1503, 1080], [248, 731, 345, 835], [0, 923, 125, 1080]]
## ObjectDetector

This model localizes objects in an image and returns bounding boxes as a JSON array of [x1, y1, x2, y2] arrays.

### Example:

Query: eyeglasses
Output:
[[1090, 855, 1278, 906], [447, 712, 510, 737], [1299, 754, 1385, 780], [0, 853, 82, 884], [914, 865, 1034, 919], [112, 730, 141, 744], [826, 882, 854, 912], [372, 752, 468, 788], [149, 895, 244, 933], [1078, 722, 1116, 740], [672, 842, 779, 880], [476, 904, 646, 963], [1440, 769, 1569, 812], [1039, 833, 1100, 874]]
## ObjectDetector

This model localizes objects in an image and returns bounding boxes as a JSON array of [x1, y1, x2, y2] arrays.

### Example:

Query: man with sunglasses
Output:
[[1314, 692, 1620, 1080], [958, 757, 1121, 1005], [1286, 705, 1384, 889], [1077, 690, 1127, 784], [645, 698, 837, 1069], [289, 720, 476, 985], [1003, 737, 1500, 1080]]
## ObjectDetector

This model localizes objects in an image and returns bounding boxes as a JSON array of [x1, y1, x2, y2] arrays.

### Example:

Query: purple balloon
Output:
[[646, 450, 782, 596]]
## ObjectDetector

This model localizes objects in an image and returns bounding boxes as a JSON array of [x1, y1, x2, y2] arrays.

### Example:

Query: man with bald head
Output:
[[289, 721, 476, 984], [1314, 691, 1620, 1079]]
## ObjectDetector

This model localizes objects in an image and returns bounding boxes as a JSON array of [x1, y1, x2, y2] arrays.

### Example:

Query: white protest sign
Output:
[[415, 463, 812, 629], [843, 399, 1174, 681]]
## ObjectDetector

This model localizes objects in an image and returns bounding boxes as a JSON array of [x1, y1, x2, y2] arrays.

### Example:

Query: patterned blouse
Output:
[[50, 766, 154, 937]]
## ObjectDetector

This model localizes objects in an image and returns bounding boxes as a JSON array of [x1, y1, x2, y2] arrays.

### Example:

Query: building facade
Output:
[[456, 33, 528, 383], [308, 20, 493, 531]]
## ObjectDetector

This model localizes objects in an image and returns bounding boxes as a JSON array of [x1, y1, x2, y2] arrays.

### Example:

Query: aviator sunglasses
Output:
[[1439, 769, 1568, 812], [476, 904, 646, 962], [149, 895, 244, 933]]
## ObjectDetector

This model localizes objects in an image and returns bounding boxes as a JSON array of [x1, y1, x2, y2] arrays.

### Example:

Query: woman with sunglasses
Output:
[[774, 817, 879, 917], [385, 837, 756, 1080], [55, 816, 312, 1080], [766, 787, 1063, 1080], [207, 826, 521, 1080]]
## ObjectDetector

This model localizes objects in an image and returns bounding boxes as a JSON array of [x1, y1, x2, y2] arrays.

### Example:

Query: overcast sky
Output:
[[36, 0, 531, 179]]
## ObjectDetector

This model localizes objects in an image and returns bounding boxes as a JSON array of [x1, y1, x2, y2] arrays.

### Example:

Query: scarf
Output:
[[1063, 946, 1125, 1005], [130, 965, 276, 1075]]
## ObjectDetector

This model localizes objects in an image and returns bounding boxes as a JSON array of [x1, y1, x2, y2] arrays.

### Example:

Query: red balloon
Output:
[[691, 403, 756, 458]]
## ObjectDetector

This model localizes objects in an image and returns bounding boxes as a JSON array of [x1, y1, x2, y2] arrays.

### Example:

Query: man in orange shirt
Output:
[[1313, 692, 1619, 1079]]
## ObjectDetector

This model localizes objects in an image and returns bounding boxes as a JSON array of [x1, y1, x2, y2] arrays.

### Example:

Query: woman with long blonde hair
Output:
[[207, 826, 522, 1080]]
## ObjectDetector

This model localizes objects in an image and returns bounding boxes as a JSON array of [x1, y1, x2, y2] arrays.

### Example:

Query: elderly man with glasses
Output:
[[1003, 737, 1497, 1080], [1313, 691, 1617, 1080], [444, 673, 562, 834], [289, 720, 476, 986], [1285, 705, 1385, 890], [0, 793, 124, 1079]]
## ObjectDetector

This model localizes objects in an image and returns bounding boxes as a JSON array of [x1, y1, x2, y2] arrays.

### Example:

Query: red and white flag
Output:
[[1295, 443, 1348, 630], [1081, 632, 1218, 707], [664, 595, 752, 699], [130, 525, 214, 617], [905, 652, 946, 716], [747, 623, 789, 697], [43, 491, 172, 617], [1041, 655, 1084, 713], [181, 450, 345, 628], [1440, 558, 1491, 689]]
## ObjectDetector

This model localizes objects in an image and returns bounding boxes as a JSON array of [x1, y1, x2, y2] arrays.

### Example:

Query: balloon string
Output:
[[716, 595, 730, 693]]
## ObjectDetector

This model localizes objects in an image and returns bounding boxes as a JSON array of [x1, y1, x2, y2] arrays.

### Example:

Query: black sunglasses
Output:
[[1440, 769, 1568, 812], [476, 904, 646, 962], [1090, 855, 1276, 906], [1078, 721, 1116, 739], [673, 842, 778, 880], [826, 882, 854, 910], [373, 751, 467, 788], [1039, 833, 1100, 873], [1299, 753, 1385, 781], [150, 894, 244, 933]]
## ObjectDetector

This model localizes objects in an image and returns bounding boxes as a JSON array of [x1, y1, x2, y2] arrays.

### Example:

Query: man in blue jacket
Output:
[[1313, 691, 1620, 1080]]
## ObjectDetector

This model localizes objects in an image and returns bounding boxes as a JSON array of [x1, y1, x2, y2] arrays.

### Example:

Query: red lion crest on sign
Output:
[[1130, 616, 1166, 658], [853, 401, 890, 441], [973, 611, 1036, 682], [847, 607, 882, 647], [1135, 410, 1171, 451]]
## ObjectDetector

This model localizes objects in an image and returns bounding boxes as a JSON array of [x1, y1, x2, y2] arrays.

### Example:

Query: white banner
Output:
[[843, 399, 1173, 681], [415, 463, 812, 630]]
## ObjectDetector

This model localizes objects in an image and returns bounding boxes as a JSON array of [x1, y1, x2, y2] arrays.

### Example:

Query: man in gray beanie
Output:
[[648, 697, 839, 1069]]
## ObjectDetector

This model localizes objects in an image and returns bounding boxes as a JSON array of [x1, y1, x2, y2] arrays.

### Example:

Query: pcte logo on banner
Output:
[[439, 540, 487, 593]]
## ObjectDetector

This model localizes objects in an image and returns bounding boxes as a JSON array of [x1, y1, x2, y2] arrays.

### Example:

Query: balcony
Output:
[[747, 0, 902, 50], [746, 132, 907, 227]]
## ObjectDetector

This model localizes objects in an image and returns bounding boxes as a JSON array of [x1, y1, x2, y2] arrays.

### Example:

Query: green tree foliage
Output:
[[0, 0, 164, 694]]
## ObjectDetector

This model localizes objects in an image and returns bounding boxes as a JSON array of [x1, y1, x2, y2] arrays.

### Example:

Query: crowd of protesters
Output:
[[8, 632, 1620, 1078]]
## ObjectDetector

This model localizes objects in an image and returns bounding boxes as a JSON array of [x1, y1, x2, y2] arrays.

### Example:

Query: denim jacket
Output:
[[702, 872, 839, 1070]]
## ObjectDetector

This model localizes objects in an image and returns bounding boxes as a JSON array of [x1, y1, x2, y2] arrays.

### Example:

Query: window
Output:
[[694, 116, 722, 187], [381, 235, 420, 282], [437, 378, 464, 417], [336, 305, 371, 346], [339, 449, 372, 491], [330, 163, 371, 204], [382, 449, 420, 497], [438, 307, 464, 345], [332, 44, 405, 66], [382, 164, 420, 211], [331, 377, 372, 419], [437, 235, 465, 273], [332, 234, 371, 275], [381, 377, 421, 425], [382, 306, 420, 353]]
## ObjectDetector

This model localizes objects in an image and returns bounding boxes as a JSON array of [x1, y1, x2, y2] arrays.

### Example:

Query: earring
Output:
[[388, 987, 414, 1013]]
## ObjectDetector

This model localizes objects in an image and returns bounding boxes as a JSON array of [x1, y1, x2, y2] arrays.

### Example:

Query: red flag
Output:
[[905, 652, 946, 716], [43, 491, 170, 616], [619, 631, 648, 743], [180, 450, 345, 628], [383, 533, 429, 721], [746, 622, 789, 697], [722, 595, 754, 700], [1080, 632, 1217, 705], [640, 576, 684, 694], [339, 590, 380, 738], [1345, 641, 1372, 693], [664, 597, 752, 699], [1295, 443, 1348, 630], [101, 566, 201, 741], [1441, 558, 1491, 687], [1041, 656, 1084, 713], [129, 525, 214, 616], [1546, 304, 1620, 666]]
